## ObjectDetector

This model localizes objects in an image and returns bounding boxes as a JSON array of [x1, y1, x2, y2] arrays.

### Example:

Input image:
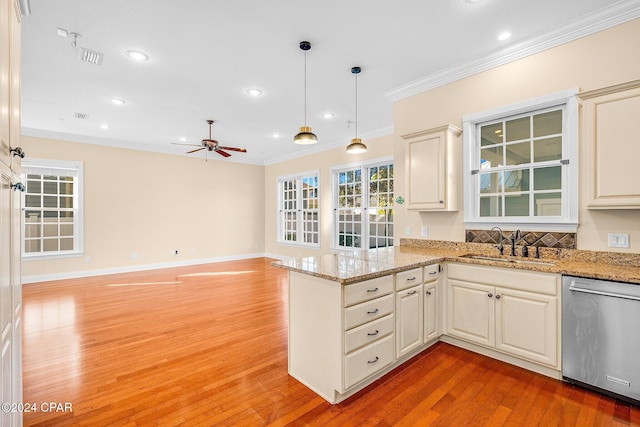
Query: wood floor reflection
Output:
[[22, 257, 639, 426]]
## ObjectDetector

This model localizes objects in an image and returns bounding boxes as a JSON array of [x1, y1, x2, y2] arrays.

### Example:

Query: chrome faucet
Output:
[[491, 226, 504, 255], [510, 229, 522, 256]]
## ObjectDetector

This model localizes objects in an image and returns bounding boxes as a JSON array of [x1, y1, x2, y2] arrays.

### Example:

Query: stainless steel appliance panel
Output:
[[562, 276, 640, 403]]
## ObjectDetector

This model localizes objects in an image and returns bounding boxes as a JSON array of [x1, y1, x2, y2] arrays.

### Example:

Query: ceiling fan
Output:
[[175, 120, 247, 158]]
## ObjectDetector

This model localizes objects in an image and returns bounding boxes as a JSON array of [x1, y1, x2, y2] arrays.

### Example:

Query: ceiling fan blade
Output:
[[217, 146, 247, 153], [215, 149, 232, 158], [186, 147, 206, 154], [172, 143, 202, 147]]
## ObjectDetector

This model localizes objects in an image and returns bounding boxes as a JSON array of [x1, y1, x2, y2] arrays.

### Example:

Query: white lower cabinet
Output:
[[424, 280, 440, 342], [344, 334, 394, 389], [395, 284, 423, 358], [446, 263, 560, 369]]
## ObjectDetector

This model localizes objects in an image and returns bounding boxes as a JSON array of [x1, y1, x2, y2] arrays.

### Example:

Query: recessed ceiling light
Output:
[[271, 132, 282, 138], [465, 0, 482, 3], [179, 137, 187, 142], [100, 124, 110, 130], [322, 112, 335, 119], [498, 32, 512, 41], [125, 50, 149, 61], [246, 88, 263, 97], [111, 98, 126, 105]]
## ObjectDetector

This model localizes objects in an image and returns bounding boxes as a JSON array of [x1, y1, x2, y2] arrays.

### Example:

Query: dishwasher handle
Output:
[[569, 284, 640, 302]]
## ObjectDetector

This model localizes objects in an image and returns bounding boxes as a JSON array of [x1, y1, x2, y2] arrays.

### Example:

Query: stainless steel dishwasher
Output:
[[562, 276, 640, 404]]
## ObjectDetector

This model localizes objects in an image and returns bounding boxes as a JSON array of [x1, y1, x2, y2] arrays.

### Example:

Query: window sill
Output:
[[22, 251, 84, 261]]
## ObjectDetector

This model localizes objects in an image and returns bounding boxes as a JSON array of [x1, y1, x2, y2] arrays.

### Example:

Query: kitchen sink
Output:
[[459, 254, 555, 266]]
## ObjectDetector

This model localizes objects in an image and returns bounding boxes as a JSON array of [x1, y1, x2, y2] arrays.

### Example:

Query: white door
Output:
[[447, 279, 495, 347], [395, 284, 423, 358]]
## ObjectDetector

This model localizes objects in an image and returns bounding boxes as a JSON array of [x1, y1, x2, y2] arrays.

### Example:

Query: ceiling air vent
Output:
[[78, 47, 104, 65], [74, 112, 89, 120]]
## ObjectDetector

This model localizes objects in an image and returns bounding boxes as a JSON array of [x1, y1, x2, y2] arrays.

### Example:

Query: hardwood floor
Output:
[[22, 258, 639, 426]]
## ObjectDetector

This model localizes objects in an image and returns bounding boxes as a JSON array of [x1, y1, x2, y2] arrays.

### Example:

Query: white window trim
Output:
[[275, 170, 320, 248], [331, 156, 394, 251], [21, 158, 84, 260], [462, 89, 579, 232]]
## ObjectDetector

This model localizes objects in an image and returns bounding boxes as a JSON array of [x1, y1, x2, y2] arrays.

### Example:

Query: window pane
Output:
[[24, 239, 41, 253], [534, 166, 561, 190], [534, 137, 562, 162], [505, 116, 530, 142], [480, 172, 501, 194], [60, 224, 74, 237], [25, 210, 41, 222], [480, 196, 502, 217], [480, 123, 502, 146], [59, 181, 74, 195], [505, 194, 530, 216], [60, 196, 73, 209], [27, 179, 41, 193], [43, 239, 59, 252], [60, 238, 74, 251], [504, 169, 529, 192], [60, 211, 74, 222], [43, 211, 58, 222], [480, 146, 503, 167], [25, 224, 41, 238], [43, 196, 58, 208], [534, 193, 562, 216], [505, 142, 530, 165], [43, 224, 58, 237], [25, 195, 40, 207], [43, 180, 58, 194], [533, 110, 562, 137]]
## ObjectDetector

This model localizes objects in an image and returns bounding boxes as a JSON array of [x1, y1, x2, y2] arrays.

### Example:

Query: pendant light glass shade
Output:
[[294, 41, 317, 145], [347, 66, 367, 154]]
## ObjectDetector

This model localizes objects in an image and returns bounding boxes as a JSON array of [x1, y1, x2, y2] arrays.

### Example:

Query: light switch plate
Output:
[[608, 233, 630, 248], [421, 226, 428, 237], [405, 226, 411, 236]]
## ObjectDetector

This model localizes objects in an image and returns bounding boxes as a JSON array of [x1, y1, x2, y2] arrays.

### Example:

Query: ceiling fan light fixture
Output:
[[125, 50, 149, 61], [293, 126, 318, 145], [294, 40, 317, 145]]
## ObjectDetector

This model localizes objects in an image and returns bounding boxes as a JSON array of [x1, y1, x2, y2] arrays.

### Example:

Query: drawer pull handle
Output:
[[367, 356, 379, 364], [367, 309, 379, 315], [407, 290, 418, 295], [367, 330, 379, 336], [407, 277, 417, 281], [366, 287, 379, 293], [428, 271, 437, 275], [426, 290, 432, 295]]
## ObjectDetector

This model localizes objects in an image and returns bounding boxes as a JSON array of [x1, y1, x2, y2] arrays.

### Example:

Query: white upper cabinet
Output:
[[402, 124, 462, 211], [580, 80, 640, 209]]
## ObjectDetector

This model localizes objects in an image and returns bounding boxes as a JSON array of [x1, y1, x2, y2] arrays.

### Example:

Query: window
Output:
[[333, 159, 394, 250], [277, 172, 319, 247], [21, 159, 84, 258], [463, 90, 578, 231]]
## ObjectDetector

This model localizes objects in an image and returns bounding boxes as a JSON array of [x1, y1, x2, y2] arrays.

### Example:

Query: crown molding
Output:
[[385, 0, 640, 103]]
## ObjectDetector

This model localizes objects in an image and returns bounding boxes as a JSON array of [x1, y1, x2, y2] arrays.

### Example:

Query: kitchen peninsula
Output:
[[273, 242, 640, 404]]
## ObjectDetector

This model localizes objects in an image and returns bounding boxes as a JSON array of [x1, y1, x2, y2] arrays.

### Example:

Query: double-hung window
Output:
[[333, 159, 394, 250], [276, 172, 319, 247], [463, 90, 578, 231], [21, 159, 84, 258]]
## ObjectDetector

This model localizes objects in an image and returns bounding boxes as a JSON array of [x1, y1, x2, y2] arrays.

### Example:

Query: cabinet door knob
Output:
[[488, 293, 493, 298], [367, 356, 379, 364], [366, 287, 379, 293], [426, 290, 432, 295], [367, 330, 379, 336], [495, 294, 501, 299], [367, 309, 379, 315]]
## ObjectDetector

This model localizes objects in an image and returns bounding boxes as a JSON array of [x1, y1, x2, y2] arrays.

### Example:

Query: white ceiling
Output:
[[20, 0, 640, 165]]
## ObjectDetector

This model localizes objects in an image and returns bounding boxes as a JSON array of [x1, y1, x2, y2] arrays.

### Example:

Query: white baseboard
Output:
[[22, 252, 269, 284]]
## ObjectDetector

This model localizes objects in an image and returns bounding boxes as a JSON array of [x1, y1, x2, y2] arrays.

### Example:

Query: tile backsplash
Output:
[[465, 229, 576, 249]]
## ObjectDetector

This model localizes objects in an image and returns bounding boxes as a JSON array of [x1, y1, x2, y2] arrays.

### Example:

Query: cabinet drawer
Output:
[[423, 264, 440, 283], [344, 275, 393, 307], [344, 334, 394, 390], [395, 268, 422, 291], [344, 314, 394, 354], [344, 294, 394, 330]]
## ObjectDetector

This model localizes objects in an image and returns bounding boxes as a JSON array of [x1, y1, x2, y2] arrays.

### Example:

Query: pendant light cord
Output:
[[354, 70, 358, 138], [304, 50, 307, 127]]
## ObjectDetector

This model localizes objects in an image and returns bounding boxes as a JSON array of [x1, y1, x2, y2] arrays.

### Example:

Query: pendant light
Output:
[[293, 41, 318, 145], [346, 66, 367, 154]]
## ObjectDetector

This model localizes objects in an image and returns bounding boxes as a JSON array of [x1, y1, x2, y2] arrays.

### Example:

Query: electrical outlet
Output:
[[174, 250, 179, 256], [608, 233, 630, 248], [421, 226, 428, 237], [130, 252, 138, 259], [405, 226, 411, 236], [85, 256, 91, 263]]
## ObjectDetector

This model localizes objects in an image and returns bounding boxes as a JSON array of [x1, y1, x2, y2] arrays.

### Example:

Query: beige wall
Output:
[[21, 136, 266, 280], [264, 135, 394, 258], [393, 18, 640, 253]]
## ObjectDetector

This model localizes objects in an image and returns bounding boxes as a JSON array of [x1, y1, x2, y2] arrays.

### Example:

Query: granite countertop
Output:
[[271, 241, 640, 285]]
